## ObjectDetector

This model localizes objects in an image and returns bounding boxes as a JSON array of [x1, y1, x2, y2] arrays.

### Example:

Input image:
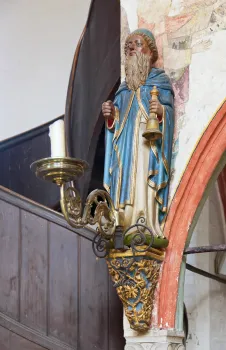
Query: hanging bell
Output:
[[142, 86, 162, 142]]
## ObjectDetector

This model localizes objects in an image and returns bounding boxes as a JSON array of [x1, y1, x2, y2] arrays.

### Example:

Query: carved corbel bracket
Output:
[[106, 247, 164, 332]]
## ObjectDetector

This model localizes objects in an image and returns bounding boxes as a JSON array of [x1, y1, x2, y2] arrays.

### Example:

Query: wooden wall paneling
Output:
[[20, 210, 48, 333], [0, 186, 95, 243], [0, 149, 10, 189], [0, 188, 125, 349], [9, 141, 32, 197], [0, 325, 48, 350], [30, 133, 59, 207], [0, 200, 20, 320], [49, 223, 78, 347], [10, 332, 48, 350], [0, 124, 60, 209], [8, 134, 59, 208], [0, 325, 10, 350], [0, 311, 75, 350], [108, 278, 125, 350], [79, 237, 109, 350]]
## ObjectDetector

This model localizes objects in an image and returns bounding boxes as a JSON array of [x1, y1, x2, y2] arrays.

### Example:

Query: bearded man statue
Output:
[[102, 29, 174, 237]]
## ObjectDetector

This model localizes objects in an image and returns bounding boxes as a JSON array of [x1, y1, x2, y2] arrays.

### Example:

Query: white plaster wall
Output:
[[184, 184, 226, 350], [172, 29, 226, 200], [0, 0, 91, 141]]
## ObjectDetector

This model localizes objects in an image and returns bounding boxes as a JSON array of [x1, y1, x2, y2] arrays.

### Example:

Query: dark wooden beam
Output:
[[184, 244, 226, 255], [186, 263, 226, 285]]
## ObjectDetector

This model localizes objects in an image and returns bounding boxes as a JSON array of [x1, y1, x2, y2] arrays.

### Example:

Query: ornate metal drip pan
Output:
[[31, 157, 89, 186]]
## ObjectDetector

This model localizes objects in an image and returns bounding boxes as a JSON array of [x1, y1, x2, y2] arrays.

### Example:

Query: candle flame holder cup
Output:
[[30, 157, 89, 186]]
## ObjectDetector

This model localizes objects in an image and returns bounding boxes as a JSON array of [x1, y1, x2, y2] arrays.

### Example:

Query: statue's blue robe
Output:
[[104, 68, 174, 224]]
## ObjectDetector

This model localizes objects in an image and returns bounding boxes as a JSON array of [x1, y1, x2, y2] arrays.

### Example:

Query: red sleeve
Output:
[[157, 114, 163, 123], [107, 119, 114, 128]]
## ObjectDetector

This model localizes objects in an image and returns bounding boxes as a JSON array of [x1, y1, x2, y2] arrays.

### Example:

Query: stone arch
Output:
[[158, 100, 226, 328]]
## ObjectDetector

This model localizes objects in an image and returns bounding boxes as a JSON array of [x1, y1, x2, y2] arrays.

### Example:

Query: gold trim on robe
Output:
[[150, 141, 159, 163], [114, 92, 135, 142], [130, 108, 142, 203], [104, 183, 110, 193], [136, 89, 149, 121], [114, 143, 123, 208], [161, 106, 170, 175]]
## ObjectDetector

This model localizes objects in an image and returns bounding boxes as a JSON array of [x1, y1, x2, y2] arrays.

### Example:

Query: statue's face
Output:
[[125, 35, 152, 60], [124, 34, 153, 90]]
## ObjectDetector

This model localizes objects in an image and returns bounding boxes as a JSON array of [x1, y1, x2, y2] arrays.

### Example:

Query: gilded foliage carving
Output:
[[107, 256, 161, 332]]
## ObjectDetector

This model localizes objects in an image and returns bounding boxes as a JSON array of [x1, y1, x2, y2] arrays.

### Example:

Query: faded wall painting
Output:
[[121, 0, 226, 202]]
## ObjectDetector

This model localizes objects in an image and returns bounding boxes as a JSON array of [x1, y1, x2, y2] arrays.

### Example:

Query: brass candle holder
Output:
[[31, 157, 118, 244], [31, 156, 89, 186]]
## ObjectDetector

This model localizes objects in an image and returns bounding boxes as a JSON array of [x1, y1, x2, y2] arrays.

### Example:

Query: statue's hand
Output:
[[150, 99, 163, 120], [102, 101, 115, 120]]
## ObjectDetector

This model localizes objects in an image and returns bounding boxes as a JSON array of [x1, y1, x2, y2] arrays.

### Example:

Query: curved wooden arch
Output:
[[158, 100, 226, 328]]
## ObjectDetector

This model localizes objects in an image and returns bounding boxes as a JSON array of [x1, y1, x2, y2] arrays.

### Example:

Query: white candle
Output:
[[49, 119, 66, 157]]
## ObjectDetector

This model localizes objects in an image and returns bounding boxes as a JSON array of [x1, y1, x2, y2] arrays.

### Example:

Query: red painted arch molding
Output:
[[159, 100, 226, 328]]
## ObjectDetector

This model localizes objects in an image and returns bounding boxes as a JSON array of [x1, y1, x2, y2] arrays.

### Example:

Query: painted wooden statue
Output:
[[102, 29, 174, 236]]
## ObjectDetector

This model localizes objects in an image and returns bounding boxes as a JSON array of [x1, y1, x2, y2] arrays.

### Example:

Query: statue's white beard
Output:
[[125, 52, 150, 91]]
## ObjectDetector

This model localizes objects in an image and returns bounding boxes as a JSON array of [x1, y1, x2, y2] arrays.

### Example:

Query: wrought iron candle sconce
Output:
[[31, 157, 168, 332]]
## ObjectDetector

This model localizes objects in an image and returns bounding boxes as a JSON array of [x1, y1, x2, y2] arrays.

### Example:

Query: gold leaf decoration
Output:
[[106, 255, 162, 332]]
